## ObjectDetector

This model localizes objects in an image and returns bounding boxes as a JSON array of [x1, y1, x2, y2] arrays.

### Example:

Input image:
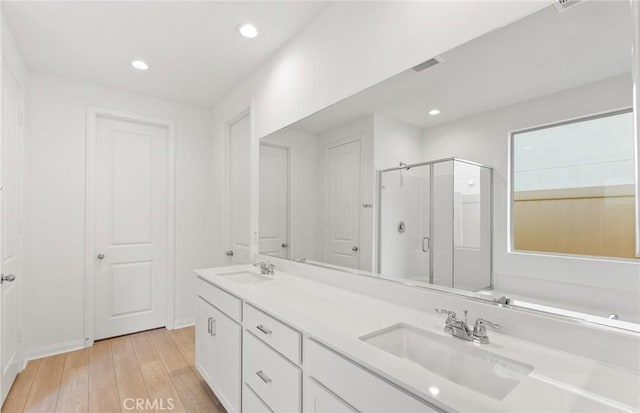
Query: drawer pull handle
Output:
[[207, 317, 213, 334], [256, 370, 272, 384], [256, 325, 272, 335]]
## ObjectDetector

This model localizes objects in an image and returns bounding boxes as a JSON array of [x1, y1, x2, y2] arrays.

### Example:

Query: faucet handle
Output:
[[472, 318, 501, 344], [475, 318, 501, 329], [435, 308, 456, 319]]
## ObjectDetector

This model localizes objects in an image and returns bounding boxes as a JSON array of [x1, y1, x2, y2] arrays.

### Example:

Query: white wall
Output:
[[251, 1, 548, 139], [23, 73, 214, 358], [421, 75, 640, 321], [373, 114, 423, 170]]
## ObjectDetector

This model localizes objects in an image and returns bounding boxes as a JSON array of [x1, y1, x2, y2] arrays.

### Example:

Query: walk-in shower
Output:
[[377, 158, 493, 291]]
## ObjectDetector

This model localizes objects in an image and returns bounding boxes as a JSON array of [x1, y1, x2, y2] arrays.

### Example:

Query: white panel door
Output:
[[0, 60, 22, 403], [325, 140, 361, 269], [94, 117, 168, 340], [259, 144, 289, 258], [228, 114, 251, 264]]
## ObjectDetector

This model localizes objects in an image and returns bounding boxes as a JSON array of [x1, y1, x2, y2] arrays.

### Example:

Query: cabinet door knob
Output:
[[281, 243, 288, 248], [97, 253, 105, 260], [225, 250, 234, 257], [352, 246, 359, 252]]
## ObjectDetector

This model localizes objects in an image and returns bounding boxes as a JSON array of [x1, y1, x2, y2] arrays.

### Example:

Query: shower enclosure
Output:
[[377, 158, 492, 292]]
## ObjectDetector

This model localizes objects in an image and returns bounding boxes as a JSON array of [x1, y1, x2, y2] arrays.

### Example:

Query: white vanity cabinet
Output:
[[305, 378, 358, 413], [304, 339, 440, 413], [196, 276, 440, 413], [195, 282, 242, 413], [242, 303, 302, 413]]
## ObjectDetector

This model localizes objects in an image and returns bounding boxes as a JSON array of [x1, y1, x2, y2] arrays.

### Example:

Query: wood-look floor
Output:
[[1, 327, 225, 413]]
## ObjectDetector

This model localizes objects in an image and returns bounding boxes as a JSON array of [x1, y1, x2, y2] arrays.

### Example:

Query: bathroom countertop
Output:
[[195, 265, 640, 413]]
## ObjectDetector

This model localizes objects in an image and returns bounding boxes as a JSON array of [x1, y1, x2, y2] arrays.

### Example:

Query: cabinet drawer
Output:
[[305, 339, 439, 413], [244, 332, 301, 413], [243, 384, 273, 413], [244, 304, 301, 364], [197, 277, 241, 322]]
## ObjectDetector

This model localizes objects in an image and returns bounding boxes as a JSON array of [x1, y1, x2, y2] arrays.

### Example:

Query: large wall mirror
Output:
[[259, 0, 639, 331]]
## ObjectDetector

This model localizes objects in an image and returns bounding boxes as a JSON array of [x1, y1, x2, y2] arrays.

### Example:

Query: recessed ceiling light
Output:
[[428, 109, 441, 116], [237, 23, 258, 39], [131, 60, 149, 71], [429, 386, 440, 396]]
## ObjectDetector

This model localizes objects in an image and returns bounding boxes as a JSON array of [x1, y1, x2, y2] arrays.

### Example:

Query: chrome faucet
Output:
[[253, 261, 275, 276], [435, 308, 501, 344]]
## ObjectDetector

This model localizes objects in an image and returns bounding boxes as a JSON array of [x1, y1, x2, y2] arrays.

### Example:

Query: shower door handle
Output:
[[422, 237, 430, 252]]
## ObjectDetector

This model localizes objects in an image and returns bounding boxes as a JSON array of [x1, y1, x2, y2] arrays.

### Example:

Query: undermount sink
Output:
[[360, 323, 534, 400], [218, 270, 271, 284]]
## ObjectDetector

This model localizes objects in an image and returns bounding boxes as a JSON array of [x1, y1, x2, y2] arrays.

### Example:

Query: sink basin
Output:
[[218, 270, 271, 284], [360, 323, 534, 400]]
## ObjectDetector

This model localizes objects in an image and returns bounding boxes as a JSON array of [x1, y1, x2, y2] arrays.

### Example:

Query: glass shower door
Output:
[[378, 165, 431, 282]]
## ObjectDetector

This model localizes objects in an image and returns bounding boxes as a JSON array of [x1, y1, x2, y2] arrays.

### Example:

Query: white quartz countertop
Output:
[[194, 265, 640, 413]]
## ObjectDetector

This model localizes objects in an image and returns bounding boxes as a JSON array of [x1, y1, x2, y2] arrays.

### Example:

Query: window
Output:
[[511, 109, 637, 259]]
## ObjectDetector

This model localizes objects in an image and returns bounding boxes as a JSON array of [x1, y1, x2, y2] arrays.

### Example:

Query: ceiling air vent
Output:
[[411, 57, 443, 72], [554, 0, 581, 12]]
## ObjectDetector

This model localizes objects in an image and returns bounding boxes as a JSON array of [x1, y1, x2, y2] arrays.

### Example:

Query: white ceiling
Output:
[[293, 0, 633, 134], [2, 1, 329, 108]]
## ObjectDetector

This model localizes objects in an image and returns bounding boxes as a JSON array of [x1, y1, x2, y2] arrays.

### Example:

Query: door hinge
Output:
[[18, 112, 24, 126]]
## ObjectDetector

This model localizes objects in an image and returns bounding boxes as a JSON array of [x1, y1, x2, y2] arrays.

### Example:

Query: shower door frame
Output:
[[375, 157, 493, 289]]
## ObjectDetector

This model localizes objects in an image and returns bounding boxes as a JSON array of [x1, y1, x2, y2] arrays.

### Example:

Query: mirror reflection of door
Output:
[[259, 144, 290, 258], [325, 139, 361, 269], [228, 113, 251, 264]]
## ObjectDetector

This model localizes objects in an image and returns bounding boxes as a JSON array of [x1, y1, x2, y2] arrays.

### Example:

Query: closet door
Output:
[[0, 58, 23, 404]]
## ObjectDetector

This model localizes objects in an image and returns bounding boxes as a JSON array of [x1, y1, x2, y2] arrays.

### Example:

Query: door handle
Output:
[[352, 246, 359, 252], [225, 250, 234, 257], [0, 274, 16, 284], [211, 319, 216, 336], [97, 253, 105, 260], [207, 317, 213, 334], [256, 325, 272, 335], [256, 370, 272, 384], [422, 237, 430, 252], [281, 243, 288, 248]]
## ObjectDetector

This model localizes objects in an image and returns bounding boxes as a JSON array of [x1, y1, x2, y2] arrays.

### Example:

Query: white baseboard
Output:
[[23, 339, 87, 362], [173, 317, 195, 329]]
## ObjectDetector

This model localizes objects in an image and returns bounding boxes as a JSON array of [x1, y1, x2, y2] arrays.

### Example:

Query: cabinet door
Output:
[[305, 378, 358, 413], [213, 308, 242, 413], [195, 297, 216, 386]]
